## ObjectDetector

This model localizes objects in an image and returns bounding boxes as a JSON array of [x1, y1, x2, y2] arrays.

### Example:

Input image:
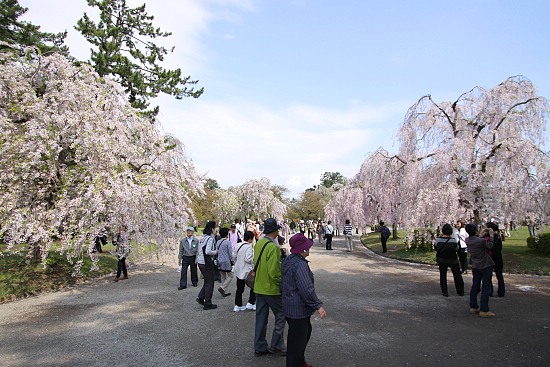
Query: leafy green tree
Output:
[[320, 171, 347, 188], [0, 0, 67, 53], [75, 0, 203, 119], [204, 178, 220, 191], [296, 191, 326, 219]]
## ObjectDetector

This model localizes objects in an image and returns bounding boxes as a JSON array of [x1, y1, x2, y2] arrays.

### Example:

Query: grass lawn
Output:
[[0, 243, 118, 303], [361, 226, 550, 276]]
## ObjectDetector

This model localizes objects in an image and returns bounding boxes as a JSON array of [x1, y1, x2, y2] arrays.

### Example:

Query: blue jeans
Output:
[[470, 266, 493, 312], [254, 294, 286, 353]]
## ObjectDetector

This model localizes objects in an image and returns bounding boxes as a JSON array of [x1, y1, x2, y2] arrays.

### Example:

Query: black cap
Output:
[[263, 218, 280, 234]]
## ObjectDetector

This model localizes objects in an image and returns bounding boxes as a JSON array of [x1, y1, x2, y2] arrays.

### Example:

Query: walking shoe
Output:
[[177, 286, 186, 290], [223, 292, 232, 297], [246, 302, 256, 311], [269, 348, 287, 356], [469, 307, 480, 314], [254, 350, 271, 357], [196, 298, 205, 305], [233, 305, 247, 312], [121, 276, 128, 280], [114, 277, 119, 282], [203, 304, 218, 310], [479, 311, 495, 318]]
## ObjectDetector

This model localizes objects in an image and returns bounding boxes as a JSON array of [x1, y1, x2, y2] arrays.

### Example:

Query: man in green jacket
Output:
[[253, 218, 287, 357]]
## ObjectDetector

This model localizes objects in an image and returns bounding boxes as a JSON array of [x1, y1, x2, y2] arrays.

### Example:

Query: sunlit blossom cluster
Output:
[[213, 178, 287, 223], [326, 76, 549, 230], [0, 47, 203, 271]]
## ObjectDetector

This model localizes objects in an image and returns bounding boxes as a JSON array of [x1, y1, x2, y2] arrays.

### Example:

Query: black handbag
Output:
[[202, 237, 217, 270]]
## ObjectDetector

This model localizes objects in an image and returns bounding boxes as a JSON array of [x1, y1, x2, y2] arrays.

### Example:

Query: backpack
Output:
[[383, 226, 391, 239]]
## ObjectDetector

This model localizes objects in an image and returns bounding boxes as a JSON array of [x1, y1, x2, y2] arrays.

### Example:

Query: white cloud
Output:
[[19, 0, 411, 198], [157, 96, 404, 197]]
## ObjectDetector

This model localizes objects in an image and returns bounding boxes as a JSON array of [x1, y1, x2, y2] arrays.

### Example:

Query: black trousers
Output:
[[458, 248, 468, 273], [325, 234, 333, 250], [286, 317, 312, 367], [234, 277, 256, 307], [179, 255, 198, 287], [491, 265, 506, 297], [381, 236, 387, 253], [198, 263, 215, 305], [116, 257, 127, 278], [94, 235, 107, 253], [438, 262, 464, 295]]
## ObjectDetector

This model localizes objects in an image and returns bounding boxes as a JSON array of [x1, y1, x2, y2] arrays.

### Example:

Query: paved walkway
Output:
[[1, 235, 549, 367]]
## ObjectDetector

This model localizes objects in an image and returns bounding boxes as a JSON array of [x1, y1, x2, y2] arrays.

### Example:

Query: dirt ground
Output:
[[1, 234, 549, 367]]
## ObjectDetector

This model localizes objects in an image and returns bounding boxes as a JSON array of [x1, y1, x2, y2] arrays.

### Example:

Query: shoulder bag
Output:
[[245, 239, 270, 289]]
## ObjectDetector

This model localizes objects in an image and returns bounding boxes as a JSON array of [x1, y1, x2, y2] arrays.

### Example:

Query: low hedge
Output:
[[527, 233, 550, 255]]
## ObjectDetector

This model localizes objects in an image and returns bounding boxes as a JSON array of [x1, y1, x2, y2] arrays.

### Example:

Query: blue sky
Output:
[[21, 0, 550, 198]]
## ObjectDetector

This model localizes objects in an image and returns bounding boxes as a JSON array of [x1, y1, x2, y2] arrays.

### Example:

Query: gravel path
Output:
[[1, 235, 549, 367]]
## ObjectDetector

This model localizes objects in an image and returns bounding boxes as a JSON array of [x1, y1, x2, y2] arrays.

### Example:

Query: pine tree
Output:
[[75, 0, 203, 119], [0, 0, 67, 54]]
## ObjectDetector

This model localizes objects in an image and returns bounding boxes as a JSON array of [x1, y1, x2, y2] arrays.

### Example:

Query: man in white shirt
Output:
[[325, 221, 334, 250]]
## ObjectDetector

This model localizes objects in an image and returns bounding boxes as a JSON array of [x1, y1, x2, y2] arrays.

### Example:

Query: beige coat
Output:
[[232, 241, 254, 280]]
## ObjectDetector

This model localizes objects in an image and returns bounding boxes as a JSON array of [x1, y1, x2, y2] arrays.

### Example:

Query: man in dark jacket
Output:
[[465, 223, 495, 318], [379, 221, 390, 253], [281, 233, 326, 367], [435, 224, 464, 297], [487, 222, 505, 297]]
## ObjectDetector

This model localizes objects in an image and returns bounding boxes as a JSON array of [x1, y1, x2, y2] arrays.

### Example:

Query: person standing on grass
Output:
[[465, 223, 495, 318], [281, 233, 326, 367], [113, 225, 130, 282], [178, 226, 199, 290], [379, 221, 391, 253], [232, 230, 256, 312]]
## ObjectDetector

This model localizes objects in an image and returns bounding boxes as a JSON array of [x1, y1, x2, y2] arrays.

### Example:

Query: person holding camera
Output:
[[465, 223, 495, 318]]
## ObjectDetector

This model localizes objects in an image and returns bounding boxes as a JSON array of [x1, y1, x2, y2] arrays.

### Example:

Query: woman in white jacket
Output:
[[232, 231, 256, 312]]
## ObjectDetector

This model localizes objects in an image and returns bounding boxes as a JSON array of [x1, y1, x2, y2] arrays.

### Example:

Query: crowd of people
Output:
[[435, 220, 506, 318], [177, 218, 327, 367], [104, 214, 510, 364]]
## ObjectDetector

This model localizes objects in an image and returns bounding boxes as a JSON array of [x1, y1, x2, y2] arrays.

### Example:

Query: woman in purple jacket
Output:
[[281, 233, 326, 367]]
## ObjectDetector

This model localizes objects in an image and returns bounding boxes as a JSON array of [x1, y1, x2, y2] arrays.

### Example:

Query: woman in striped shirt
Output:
[[344, 219, 353, 252]]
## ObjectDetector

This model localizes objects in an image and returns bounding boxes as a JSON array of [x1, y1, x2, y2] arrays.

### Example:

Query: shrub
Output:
[[404, 228, 436, 251], [527, 233, 550, 255]]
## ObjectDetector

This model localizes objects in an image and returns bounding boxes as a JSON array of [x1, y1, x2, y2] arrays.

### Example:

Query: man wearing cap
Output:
[[282, 233, 326, 367], [178, 226, 199, 290], [253, 218, 287, 357], [229, 223, 240, 251]]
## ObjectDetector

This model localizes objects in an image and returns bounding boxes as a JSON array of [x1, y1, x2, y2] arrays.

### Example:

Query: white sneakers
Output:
[[233, 305, 246, 312], [233, 303, 256, 312]]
